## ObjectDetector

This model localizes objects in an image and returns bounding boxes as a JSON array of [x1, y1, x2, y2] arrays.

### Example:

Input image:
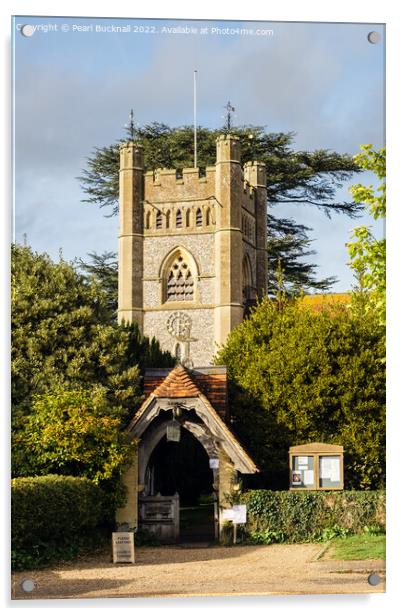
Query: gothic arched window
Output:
[[176, 210, 183, 228], [185, 209, 191, 227], [166, 254, 194, 302], [196, 208, 202, 227], [242, 254, 254, 305], [166, 210, 171, 228], [145, 210, 151, 229], [205, 207, 211, 226], [156, 210, 162, 229]]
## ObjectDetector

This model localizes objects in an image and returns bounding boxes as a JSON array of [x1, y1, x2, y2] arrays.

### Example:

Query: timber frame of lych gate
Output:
[[115, 367, 258, 540]]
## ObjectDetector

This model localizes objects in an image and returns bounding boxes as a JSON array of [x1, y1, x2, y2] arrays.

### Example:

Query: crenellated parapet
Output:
[[144, 166, 216, 201]]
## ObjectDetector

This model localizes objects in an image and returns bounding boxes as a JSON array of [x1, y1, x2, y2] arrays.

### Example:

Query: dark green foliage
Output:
[[216, 296, 385, 490], [267, 215, 337, 295], [78, 123, 362, 292], [241, 490, 385, 544], [11, 475, 109, 570], [79, 251, 118, 319], [11, 244, 174, 481], [79, 124, 361, 217], [11, 244, 174, 419]]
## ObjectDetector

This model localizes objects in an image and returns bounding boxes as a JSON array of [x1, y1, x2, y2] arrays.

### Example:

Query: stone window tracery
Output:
[[166, 255, 194, 302], [196, 208, 202, 227]]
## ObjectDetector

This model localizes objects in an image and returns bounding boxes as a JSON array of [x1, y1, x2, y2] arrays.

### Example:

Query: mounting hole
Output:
[[367, 572, 381, 586], [21, 579, 35, 592], [367, 31, 380, 44], [21, 25, 35, 37]]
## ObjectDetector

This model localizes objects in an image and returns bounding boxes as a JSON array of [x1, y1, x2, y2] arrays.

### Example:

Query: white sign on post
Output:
[[221, 508, 235, 521], [221, 505, 247, 544], [112, 532, 135, 564], [231, 504, 247, 524], [221, 504, 247, 524]]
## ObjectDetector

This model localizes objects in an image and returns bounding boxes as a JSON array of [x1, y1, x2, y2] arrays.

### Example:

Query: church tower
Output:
[[116, 135, 264, 535], [118, 134, 267, 366]]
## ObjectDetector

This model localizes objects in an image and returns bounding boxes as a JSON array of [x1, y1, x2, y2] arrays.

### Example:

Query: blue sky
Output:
[[12, 15, 385, 291]]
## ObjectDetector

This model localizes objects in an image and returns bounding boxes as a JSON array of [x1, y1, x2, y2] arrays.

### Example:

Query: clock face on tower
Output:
[[166, 312, 192, 342]]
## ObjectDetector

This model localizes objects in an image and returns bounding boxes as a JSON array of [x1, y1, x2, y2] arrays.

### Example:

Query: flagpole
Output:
[[193, 70, 198, 168]]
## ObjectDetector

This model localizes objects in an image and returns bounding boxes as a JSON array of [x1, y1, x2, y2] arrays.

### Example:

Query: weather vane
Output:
[[125, 109, 138, 141], [222, 101, 236, 133]]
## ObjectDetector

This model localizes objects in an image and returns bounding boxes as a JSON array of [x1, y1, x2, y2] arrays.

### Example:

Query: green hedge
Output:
[[11, 475, 109, 570], [240, 490, 385, 543]]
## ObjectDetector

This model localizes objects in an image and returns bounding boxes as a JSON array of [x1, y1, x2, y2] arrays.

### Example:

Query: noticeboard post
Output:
[[289, 443, 344, 491], [221, 504, 247, 544]]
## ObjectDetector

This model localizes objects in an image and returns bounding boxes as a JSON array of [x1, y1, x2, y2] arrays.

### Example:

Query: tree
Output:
[[11, 388, 137, 511], [215, 296, 385, 490], [78, 123, 362, 292], [11, 244, 173, 421], [12, 388, 135, 485], [79, 251, 118, 319], [347, 145, 386, 326], [267, 214, 337, 295]]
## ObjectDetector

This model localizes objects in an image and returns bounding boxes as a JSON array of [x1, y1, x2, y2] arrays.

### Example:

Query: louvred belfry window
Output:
[[166, 255, 194, 301]]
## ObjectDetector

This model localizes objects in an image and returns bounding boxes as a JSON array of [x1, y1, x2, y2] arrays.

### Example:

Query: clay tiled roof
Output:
[[152, 365, 202, 398], [144, 366, 228, 418], [128, 365, 257, 474]]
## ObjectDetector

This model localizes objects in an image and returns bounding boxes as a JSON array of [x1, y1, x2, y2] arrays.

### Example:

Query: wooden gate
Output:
[[139, 493, 180, 543]]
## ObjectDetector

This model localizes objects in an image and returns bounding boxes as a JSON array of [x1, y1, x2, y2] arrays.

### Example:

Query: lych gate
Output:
[[116, 366, 258, 542]]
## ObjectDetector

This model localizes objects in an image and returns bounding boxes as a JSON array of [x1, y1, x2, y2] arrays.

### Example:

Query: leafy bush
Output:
[[316, 525, 353, 542], [11, 244, 174, 422], [216, 296, 385, 490], [241, 490, 385, 544], [11, 475, 109, 570], [363, 524, 384, 536], [12, 389, 136, 485], [247, 529, 286, 545]]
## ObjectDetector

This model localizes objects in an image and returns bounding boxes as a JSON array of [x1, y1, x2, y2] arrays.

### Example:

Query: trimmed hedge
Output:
[[11, 475, 109, 570], [240, 490, 385, 543]]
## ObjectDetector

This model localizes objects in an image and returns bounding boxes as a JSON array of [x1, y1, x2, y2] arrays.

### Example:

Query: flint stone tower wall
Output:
[[118, 134, 267, 366]]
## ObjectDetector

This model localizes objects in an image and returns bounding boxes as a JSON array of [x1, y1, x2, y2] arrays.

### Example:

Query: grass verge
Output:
[[327, 534, 385, 561]]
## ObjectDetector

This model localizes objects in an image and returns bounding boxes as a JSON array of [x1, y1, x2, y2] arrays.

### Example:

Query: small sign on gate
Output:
[[112, 532, 135, 564]]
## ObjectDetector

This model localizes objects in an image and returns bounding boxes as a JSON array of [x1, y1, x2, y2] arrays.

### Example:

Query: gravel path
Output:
[[11, 544, 385, 600]]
